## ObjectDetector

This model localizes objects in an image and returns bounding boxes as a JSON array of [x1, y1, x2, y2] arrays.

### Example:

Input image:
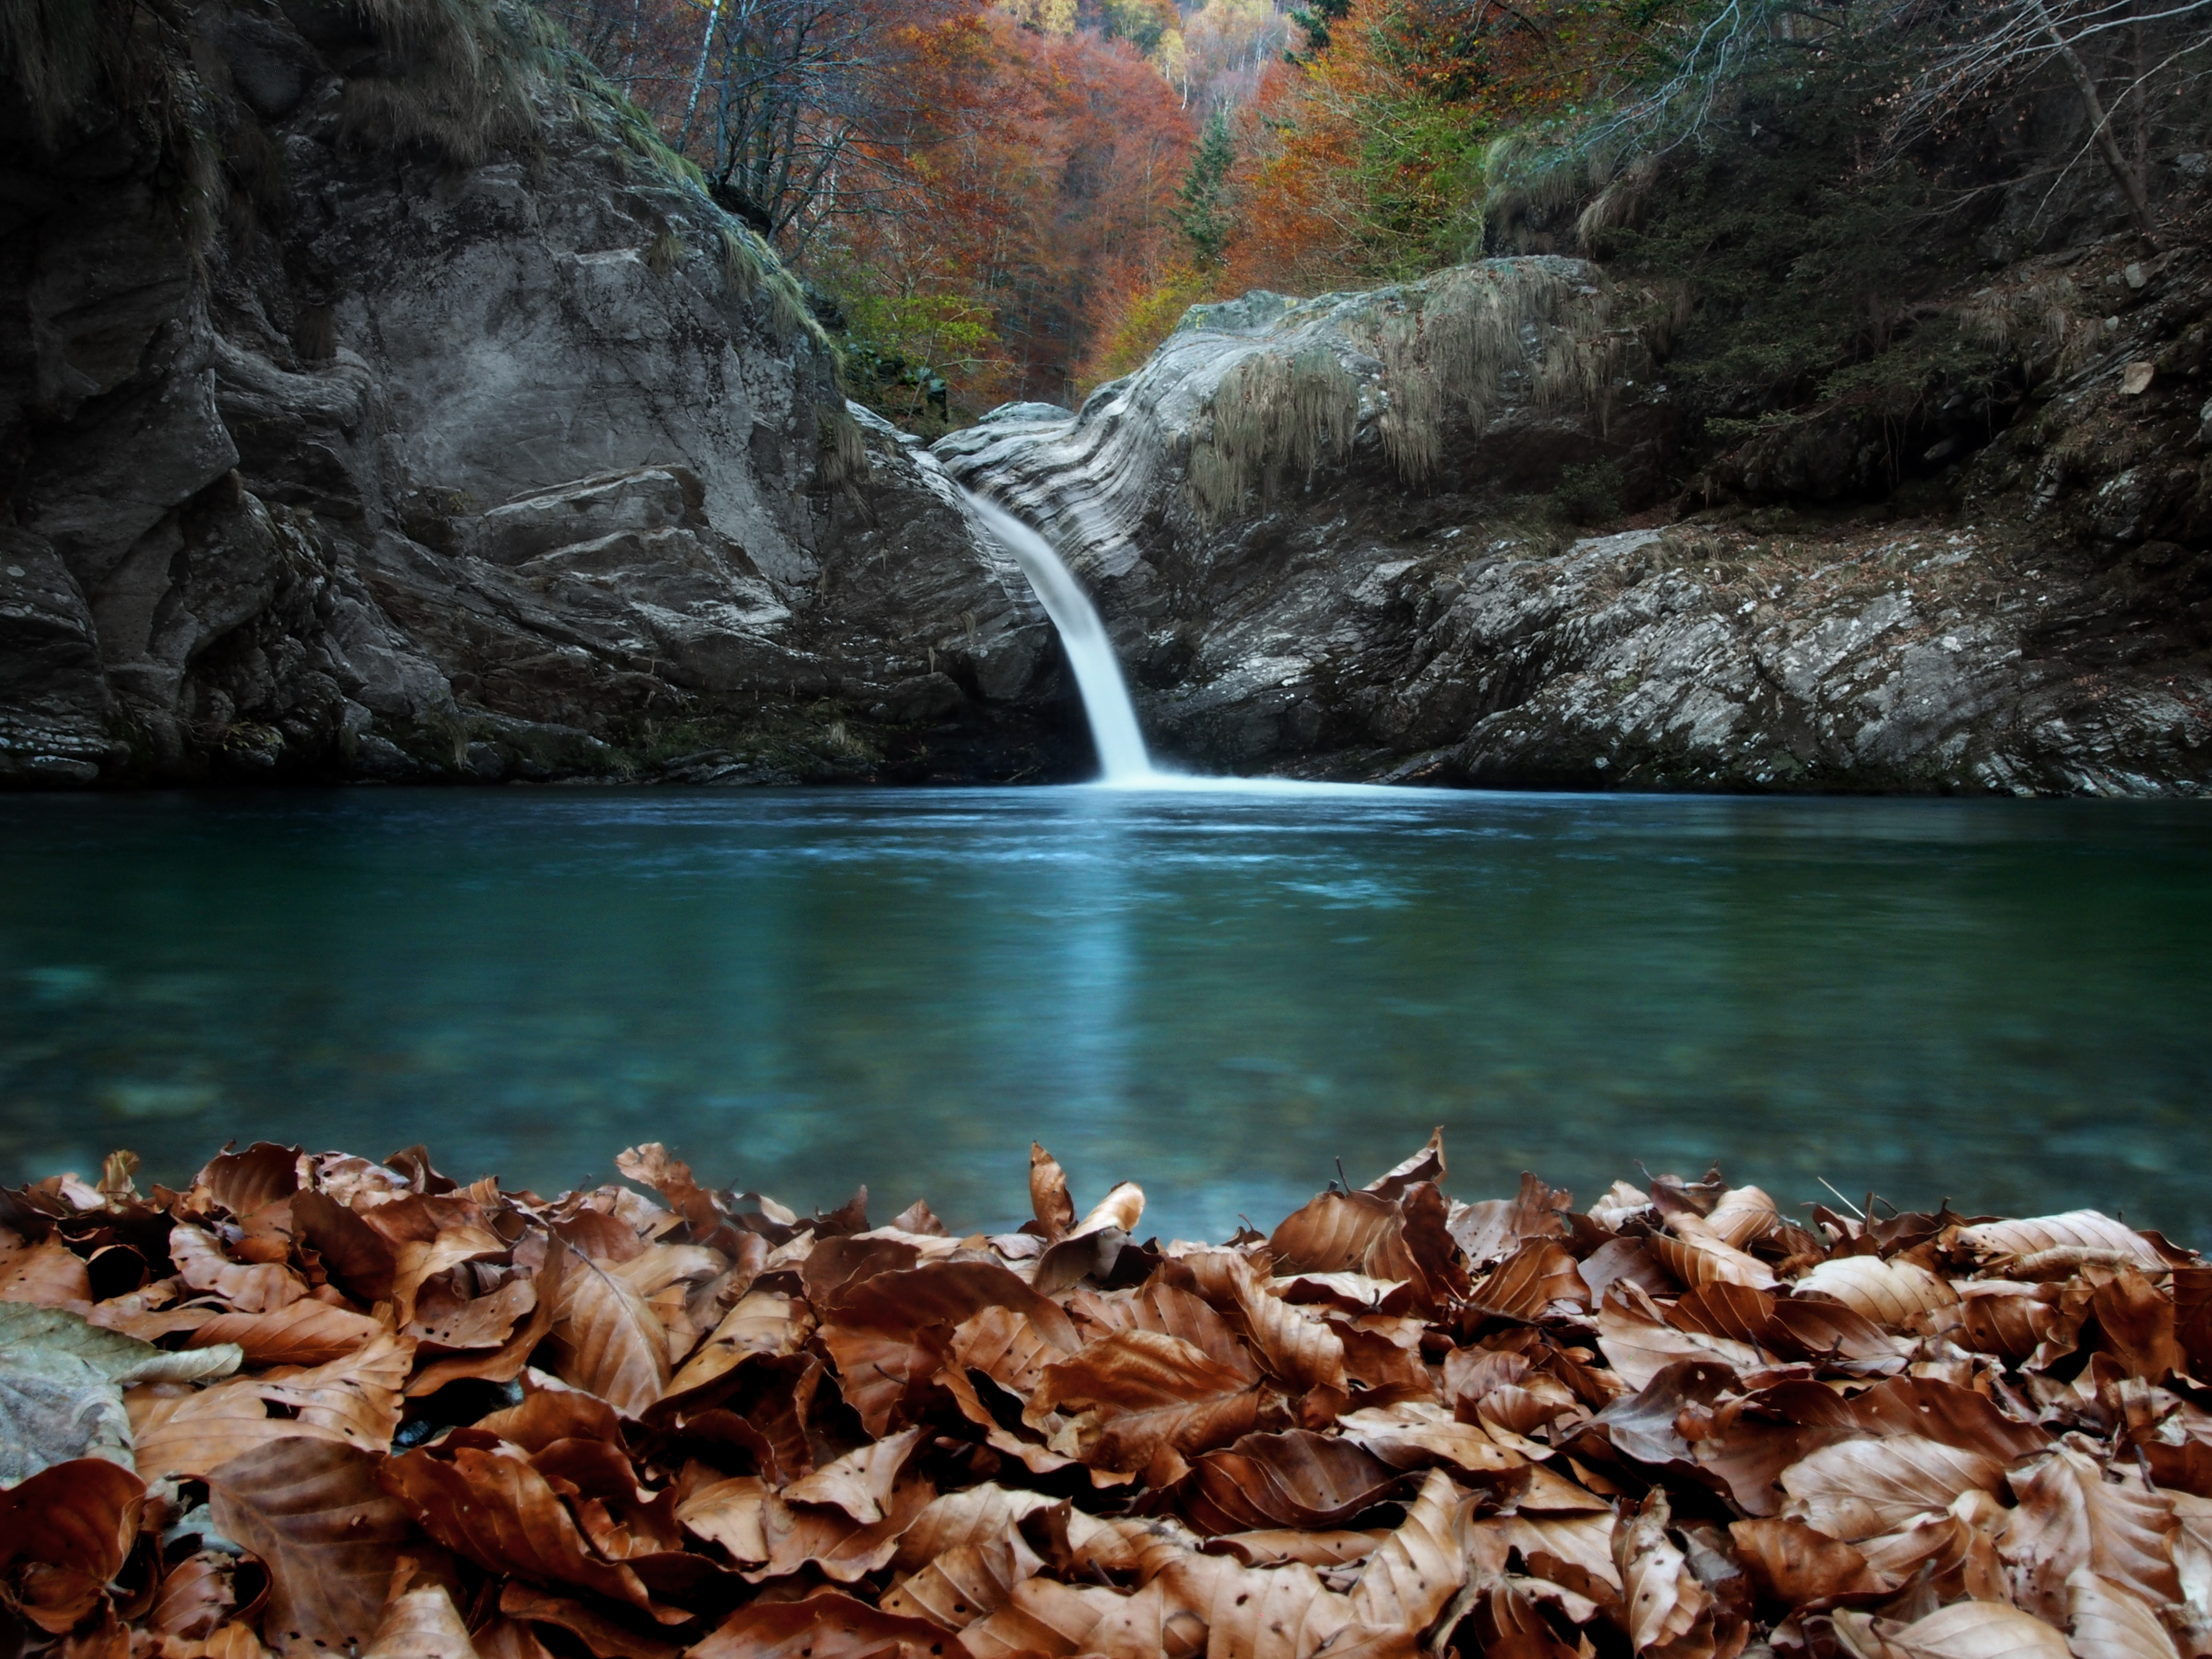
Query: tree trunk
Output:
[[2030, 0, 2157, 234]]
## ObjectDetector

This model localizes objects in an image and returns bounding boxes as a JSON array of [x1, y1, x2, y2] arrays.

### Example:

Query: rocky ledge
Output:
[[0, 0, 1088, 789], [939, 250, 2212, 795]]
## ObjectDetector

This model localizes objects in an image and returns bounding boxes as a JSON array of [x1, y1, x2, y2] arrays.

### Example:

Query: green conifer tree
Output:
[[1175, 109, 1237, 268]]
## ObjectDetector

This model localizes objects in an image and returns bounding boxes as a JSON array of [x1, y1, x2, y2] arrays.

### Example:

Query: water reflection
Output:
[[0, 787, 2207, 1243]]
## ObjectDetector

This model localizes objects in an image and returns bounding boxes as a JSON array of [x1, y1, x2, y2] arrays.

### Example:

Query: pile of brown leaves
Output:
[[1, 1134, 2209, 1659]]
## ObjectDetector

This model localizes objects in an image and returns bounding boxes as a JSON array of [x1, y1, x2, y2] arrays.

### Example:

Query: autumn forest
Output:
[[535, 0, 1693, 421]]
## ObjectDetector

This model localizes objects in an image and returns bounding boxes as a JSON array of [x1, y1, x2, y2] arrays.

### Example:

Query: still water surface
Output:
[[1, 786, 2206, 1242]]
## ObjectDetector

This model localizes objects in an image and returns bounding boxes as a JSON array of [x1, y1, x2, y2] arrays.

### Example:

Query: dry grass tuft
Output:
[[1188, 347, 1361, 523], [645, 228, 685, 275], [340, 0, 552, 165], [817, 407, 872, 494]]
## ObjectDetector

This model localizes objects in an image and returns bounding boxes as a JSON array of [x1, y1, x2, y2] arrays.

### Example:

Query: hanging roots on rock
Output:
[[0, 1132, 2204, 1659]]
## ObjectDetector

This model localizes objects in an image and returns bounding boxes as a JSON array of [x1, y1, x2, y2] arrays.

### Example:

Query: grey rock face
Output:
[[0, 8, 1070, 788], [939, 259, 2212, 795]]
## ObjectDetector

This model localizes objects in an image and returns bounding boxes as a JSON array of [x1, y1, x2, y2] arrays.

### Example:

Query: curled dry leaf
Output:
[[1616, 1491, 1708, 1653], [2066, 1567, 2183, 1659], [781, 1427, 926, 1524], [1794, 1257, 1959, 1330], [190, 1300, 390, 1366], [381, 1437, 677, 1622], [1780, 1436, 2008, 1542], [206, 1440, 419, 1659], [359, 1585, 479, 1659], [1028, 1144, 1075, 1243], [1336, 1400, 1520, 1475], [1957, 1213, 2170, 1274], [1872, 1599, 2072, 1659], [1181, 1429, 1399, 1534], [1999, 1445, 2179, 1619], [962, 1575, 1168, 1659], [688, 1590, 970, 1659], [1031, 1328, 1262, 1473], [1599, 1285, 1768, 1390], [545, 1240, 670, 1419], [132, 1330, 411, 1479], [1728, 1517, 1883, 1605], [881, 1529, 1043, 1630]]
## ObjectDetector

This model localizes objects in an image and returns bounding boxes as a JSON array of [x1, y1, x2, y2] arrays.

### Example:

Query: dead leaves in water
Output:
[[0, 1134, 2204, 1659]]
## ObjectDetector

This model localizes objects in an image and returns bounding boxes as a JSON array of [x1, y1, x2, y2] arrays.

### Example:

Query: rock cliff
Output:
[[1, 0, 1078, 787], [6, 1, 2208, 794], [939, 250, 2212, 794]]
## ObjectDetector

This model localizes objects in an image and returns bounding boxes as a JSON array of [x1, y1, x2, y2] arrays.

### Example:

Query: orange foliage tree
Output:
[[1224, 0, 1680, 292]]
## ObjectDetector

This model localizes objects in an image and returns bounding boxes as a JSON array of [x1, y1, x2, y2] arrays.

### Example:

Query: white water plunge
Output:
[[966, 492, 1158, 785]]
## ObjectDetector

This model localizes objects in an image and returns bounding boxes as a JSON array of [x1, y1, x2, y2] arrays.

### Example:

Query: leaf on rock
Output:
[[0, 1456, 144, 1584], [206, 1439, 419, 1659], [132, 1329, 412, 1479], [0, 1302, 241, 1481], [1780, 1435, 2008, 1542]]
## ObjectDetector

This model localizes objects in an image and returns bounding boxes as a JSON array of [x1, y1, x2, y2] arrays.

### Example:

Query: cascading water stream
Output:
[[966, 491, 1158, 785]]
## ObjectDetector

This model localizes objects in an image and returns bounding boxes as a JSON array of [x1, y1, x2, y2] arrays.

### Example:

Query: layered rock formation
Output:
[[5, 1, 2208, 794], [939, 250, 2212, 794], [0, 0, 1075, 787]]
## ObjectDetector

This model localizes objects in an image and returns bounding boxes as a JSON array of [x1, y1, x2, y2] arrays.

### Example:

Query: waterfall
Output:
[[966, 492, 1156, 785]]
